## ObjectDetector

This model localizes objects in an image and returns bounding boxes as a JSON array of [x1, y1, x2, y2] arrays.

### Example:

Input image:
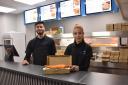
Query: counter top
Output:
[[0, 61, 128, 85], [89, 61, 128, 75], [90, 61, 128, 70], [0, 61, 87, 85], [81, 72, 128, 85]]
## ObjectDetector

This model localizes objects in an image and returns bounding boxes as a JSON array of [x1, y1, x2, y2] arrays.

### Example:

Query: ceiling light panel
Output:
[[0, 6, 16, 13], [14, 0, 46, 5]]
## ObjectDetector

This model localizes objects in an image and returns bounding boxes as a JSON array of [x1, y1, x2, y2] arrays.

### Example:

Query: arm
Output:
[[22, 40, 34, 64], [49, 39, 56, 55], [81, 46, 93, 71], [64, 45, 71, 55]]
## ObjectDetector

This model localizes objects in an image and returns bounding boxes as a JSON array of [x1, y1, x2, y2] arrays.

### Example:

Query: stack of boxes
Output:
[[121, 23, 128, 31], [102, 51, 111, 62], [106, 24, 114, 31], [119, 48, 128, 63], [105, 22, 128, 63], [109, 51, 120, 63], [106, 23, 128, 31], [102, 51, 120, 63], [101, 50, 128, 63]]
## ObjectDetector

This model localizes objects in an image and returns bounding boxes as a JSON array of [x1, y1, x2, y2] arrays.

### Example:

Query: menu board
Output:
[[24, 8, 38, 24], [86, 0, 111, 14], [40, 4, 57, 21], [60, 0, 81, 18]]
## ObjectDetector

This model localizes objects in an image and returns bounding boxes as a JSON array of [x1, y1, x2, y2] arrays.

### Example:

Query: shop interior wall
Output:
[[22, 12, 127, 44], [0, 11, 127, 60], [0, 13, 25, 61], [0, 13, 18, 60], [0, 13, 18, 33]]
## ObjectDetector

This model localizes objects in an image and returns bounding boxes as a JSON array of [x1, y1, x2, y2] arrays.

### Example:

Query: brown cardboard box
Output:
[[56, 50, 65, 55], [119, 59, 127, 63], [109, 51, 119, 62], [121, 26, 126, 31], [119, 48, 128, 63], [106, 24, 114, 31], [125, 26, 128, 31], [114, 23, 122, 31], [43, 55, 72, 74], [47, 55, 72, 65], [43, 67, 70, 75], [122, 23, 128, 26], [110, 59, 118, 63], [117, 23, 122, 31], [102, 59, 110, 62], [119, 48, 128, 60], [121, 23, 128, 31], [102, 51, 111, 58], [102, 51, 111, 62]]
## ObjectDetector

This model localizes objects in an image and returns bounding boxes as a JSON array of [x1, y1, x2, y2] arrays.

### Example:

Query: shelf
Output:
[[91, 44, 118, 47], [49, 32, 128, 48], [92, 31, 128, 37], [118, 46, 128, 48]]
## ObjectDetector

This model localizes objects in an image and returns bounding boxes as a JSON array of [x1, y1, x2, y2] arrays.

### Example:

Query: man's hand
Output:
[[70, 65, 79, 72], [21, 60, 29, 65]]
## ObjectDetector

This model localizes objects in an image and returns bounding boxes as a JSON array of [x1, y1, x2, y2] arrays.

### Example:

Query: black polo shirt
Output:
[[64, 40, 92, 71], [24, 36, 56, 66]]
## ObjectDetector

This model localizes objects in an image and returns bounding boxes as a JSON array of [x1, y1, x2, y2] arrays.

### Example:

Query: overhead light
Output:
[[92, 32, 110, 37], [0, 6, 16, 13], [14, 0, 46, 5]]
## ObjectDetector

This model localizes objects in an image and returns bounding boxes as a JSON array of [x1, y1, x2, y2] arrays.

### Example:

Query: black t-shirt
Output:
[[64, 40, 93, 71], [24, 36, 56, 66]]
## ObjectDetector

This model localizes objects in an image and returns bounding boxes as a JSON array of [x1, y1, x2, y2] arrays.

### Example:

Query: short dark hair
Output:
[[35, 21, 45, 27]]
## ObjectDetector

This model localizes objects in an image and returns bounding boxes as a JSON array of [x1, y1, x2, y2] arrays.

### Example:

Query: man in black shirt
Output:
[[64, 24, 92, 71], [22, 21, 56, 66]]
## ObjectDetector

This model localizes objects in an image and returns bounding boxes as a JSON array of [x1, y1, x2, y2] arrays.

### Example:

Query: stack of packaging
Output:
[[106, 23, 128, 31], [109, 51, 120, 63], [101, 50, 128, 63], [119, 48, 128, 63], [102, 51, 111, 62]]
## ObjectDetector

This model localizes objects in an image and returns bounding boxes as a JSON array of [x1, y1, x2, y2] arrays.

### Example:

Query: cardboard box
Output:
[[110, 51, 120, 59], [110, 59, 118, 63], [121, 23, 128, 31], [125, 26, 128, 31], [102, 59, 110, 62], [121, 26, 126, 31], [43, 55, 72, 74], [106, 24, 114, 31], [119, 48, 128, 60], [56, 50, 65, 55], [43, 68, 70, 75], [43, 67, 71, 75], [47, 55, 72, 65], [114, 23, 122, 31], [119, 56, 127, 60], [119, 59, 128, 63]]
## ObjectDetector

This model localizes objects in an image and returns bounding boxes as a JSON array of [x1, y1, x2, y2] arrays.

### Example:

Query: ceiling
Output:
[[0, 0, 64, 14], [116, 0, 128, 20], [1, 0, 128, 20]]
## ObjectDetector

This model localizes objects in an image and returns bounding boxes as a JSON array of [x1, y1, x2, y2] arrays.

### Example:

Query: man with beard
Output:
[[64, 24, 92, 71], [22, 21, 56, 66]]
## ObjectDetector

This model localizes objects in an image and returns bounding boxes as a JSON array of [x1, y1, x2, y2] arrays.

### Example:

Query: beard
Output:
[[36, 30, 44, 35]]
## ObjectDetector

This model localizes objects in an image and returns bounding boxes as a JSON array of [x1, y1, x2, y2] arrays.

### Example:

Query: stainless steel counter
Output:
[[0, 61, 128, 85]]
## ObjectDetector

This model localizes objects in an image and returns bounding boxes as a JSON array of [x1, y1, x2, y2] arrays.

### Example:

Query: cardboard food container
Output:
[[43, 55, 72, 74], [43, 67, 71, 75]]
